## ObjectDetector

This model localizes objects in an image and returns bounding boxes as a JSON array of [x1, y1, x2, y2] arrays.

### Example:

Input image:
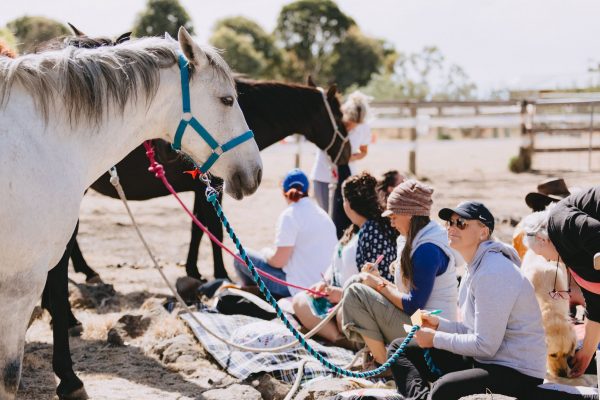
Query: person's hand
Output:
[[570, 348, 594, 377], [325, 286, 343, 303], [358, 272, 382, 290], [415, 327, 436, 348], [421, 313, 440, 330], [361, 262, 380, 276], [310, 281, 328, 298]]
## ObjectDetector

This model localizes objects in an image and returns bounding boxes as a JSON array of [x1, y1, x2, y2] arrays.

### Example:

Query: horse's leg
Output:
[[46, 227, 87, 399], [0, 268, 47, 399], [69, 224, 102, 283], [185, 191, 205, 280]]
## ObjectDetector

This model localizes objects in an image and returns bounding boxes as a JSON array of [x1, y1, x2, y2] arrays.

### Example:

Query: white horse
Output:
[[0, 27, 261, 398]]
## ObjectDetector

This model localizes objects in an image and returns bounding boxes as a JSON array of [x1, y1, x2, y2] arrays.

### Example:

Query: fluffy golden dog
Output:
[[521, 249, 577, 377]]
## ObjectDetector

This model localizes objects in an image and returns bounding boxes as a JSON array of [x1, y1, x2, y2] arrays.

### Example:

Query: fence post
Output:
[[409, 105, 417, 175], [518, 100, 533, 171], [294, 133, 302, 168]]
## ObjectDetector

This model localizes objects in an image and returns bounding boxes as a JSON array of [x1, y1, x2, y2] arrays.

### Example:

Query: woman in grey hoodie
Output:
[[387, 201, 546, 400]]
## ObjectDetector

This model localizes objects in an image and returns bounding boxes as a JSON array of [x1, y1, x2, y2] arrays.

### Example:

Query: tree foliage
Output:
[[328, 27, 384, 91], [133, 0, 194, 38], [7, 16, 69, 54], [275, 0, 354, 78], [210, 16, 282, 79]]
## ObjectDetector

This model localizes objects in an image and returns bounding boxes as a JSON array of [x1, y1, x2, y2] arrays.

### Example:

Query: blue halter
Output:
[[172, 54, 254, 173]]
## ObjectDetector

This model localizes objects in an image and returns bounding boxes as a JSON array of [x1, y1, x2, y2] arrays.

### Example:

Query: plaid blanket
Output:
[[180, 310, 356, 383]]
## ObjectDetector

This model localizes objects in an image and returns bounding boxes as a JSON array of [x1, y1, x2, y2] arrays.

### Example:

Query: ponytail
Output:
[[284, 187, 308, 202]]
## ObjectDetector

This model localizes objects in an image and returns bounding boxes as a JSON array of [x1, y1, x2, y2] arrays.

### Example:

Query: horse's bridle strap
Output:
[[318, 87, 348, 165], [172, 54, 254, 173]]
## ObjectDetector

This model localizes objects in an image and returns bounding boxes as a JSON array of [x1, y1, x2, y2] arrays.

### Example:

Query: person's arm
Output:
[[571, 319, 600, 377], [433, 262, 518, 358], [399, 244, 447, 315], [267, 246, 294, 268], [571, 287, 600, 376], [349, 144, 368, 161], [272, 208, 299, 268], [363, 244, 446, 313]]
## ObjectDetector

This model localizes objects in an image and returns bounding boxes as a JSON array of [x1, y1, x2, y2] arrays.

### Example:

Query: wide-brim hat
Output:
[[525, 178, 570, 211]]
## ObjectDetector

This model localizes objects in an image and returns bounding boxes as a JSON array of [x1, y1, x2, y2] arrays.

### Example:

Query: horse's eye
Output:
[[220, 96, 234, 107], [549, 353, 558, 358]]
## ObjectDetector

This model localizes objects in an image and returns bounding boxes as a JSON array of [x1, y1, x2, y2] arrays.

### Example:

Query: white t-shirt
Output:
[[309, 123, 372, 183], [274, 197, 337, 295], [324, 234, 359, 288], [348, 123, 372, 175]]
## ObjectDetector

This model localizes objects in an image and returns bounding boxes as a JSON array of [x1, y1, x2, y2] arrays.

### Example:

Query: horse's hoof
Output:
[[69, 323, 84, 337], [59, 386, 88, 400], [86, 275, 104, 284]]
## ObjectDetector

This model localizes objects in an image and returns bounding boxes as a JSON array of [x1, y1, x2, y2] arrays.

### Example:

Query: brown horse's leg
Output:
[[70, 223, 102, 283], [46, 227, 87, 399], [185, 191, 206, 280]]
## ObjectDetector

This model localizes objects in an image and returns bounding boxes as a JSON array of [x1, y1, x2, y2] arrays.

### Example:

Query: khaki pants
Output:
[[341, 282, 411, 344]]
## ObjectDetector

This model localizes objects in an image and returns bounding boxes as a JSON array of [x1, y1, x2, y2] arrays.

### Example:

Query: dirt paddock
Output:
[[19, 137, 597, 399]]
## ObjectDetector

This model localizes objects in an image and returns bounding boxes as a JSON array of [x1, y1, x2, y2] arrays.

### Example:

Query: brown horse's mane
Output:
[[0, 40, 16, 59]]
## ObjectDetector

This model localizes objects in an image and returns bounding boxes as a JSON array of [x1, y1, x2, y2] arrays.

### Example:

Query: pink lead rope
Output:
[[142, 141, 327, 297]]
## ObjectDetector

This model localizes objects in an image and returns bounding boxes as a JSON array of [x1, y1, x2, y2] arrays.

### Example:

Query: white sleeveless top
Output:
[[394, 221, 458, 321]]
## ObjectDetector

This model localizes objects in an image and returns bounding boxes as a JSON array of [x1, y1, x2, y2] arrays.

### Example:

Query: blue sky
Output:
[[2, 0, 600, 93]]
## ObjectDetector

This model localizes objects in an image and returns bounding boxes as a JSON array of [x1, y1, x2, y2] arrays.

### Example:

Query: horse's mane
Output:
[[0, 36, 234, 126]]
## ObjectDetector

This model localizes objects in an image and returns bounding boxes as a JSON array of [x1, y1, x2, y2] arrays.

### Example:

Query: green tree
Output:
[[210, 16, 282, 78], [210, 26, 266, 77], [328, 27, 384, 91], [275, 0, 354, 78], [7, 16, 69, 54], [133, 0, 194, 38]]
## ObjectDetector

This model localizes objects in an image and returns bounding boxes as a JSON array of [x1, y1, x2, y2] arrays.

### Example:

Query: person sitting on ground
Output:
[[341, 179, 458, 365], [233, 169, 337, 299], [387, 201, 546, 400], [522, 185, 600, 378], [292, 172, 397, 345], [376, 170, 405, 208], [513, 177, 575, 259]]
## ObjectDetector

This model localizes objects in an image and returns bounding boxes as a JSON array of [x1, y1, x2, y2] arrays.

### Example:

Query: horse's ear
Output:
[[307, 75, 317, 87], [178, 26, 209, 69], [67, 23, 86, 37], [327, 84, 338, 99], [116, 32, 132, 44]]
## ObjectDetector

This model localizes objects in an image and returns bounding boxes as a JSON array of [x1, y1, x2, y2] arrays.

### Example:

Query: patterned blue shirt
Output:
[[355, 219, 397, 282]]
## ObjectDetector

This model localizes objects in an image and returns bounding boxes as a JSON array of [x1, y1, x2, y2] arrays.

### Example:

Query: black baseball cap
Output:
[[438, 201, 495, 232]]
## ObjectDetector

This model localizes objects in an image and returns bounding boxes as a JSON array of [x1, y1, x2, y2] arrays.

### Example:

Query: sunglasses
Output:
[[549, 256, 571, 300], [445, 218, 470, 230]]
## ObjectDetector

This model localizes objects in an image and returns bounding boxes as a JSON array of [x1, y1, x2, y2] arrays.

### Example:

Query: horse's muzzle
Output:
[[226, 164, 262, 200]]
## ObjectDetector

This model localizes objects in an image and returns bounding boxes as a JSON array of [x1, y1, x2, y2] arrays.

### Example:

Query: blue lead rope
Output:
[[172, 54, 254, 173], [205, 190, 430, 378]]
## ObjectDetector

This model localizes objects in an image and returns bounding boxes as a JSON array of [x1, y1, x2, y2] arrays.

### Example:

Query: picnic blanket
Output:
[[180, 310, 356, 383]]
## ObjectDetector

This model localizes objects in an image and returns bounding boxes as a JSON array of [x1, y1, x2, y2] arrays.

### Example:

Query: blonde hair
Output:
[[341, 90, 372, 124]]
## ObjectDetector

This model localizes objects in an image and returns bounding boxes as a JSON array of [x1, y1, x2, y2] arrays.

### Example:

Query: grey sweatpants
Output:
[[341, 282, 412, 344], [313, 180, 331, 213]]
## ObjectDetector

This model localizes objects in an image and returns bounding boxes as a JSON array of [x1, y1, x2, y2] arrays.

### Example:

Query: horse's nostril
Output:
[[256, 167, 262, 186]]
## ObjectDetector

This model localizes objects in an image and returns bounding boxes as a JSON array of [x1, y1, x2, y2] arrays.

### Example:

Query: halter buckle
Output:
[[213, 146, 224, 156], [182, 112, 192, 122]]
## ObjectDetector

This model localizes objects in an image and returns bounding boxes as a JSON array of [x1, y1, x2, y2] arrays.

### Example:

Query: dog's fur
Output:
[[520, 248, 577, 377]]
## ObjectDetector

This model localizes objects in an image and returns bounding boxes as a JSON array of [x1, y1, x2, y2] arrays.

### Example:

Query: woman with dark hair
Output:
[[376, 170, 405, 207], [292, 172, 397, 344], [233, 169, 337, 298], [341, 180, 458, 364]]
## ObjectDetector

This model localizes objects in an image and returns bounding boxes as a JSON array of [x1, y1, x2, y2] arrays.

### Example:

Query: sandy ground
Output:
[[19, 137, 598, 399]]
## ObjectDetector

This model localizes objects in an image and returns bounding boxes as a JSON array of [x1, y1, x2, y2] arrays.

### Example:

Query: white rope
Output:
[[108, 166, 355, 353]]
